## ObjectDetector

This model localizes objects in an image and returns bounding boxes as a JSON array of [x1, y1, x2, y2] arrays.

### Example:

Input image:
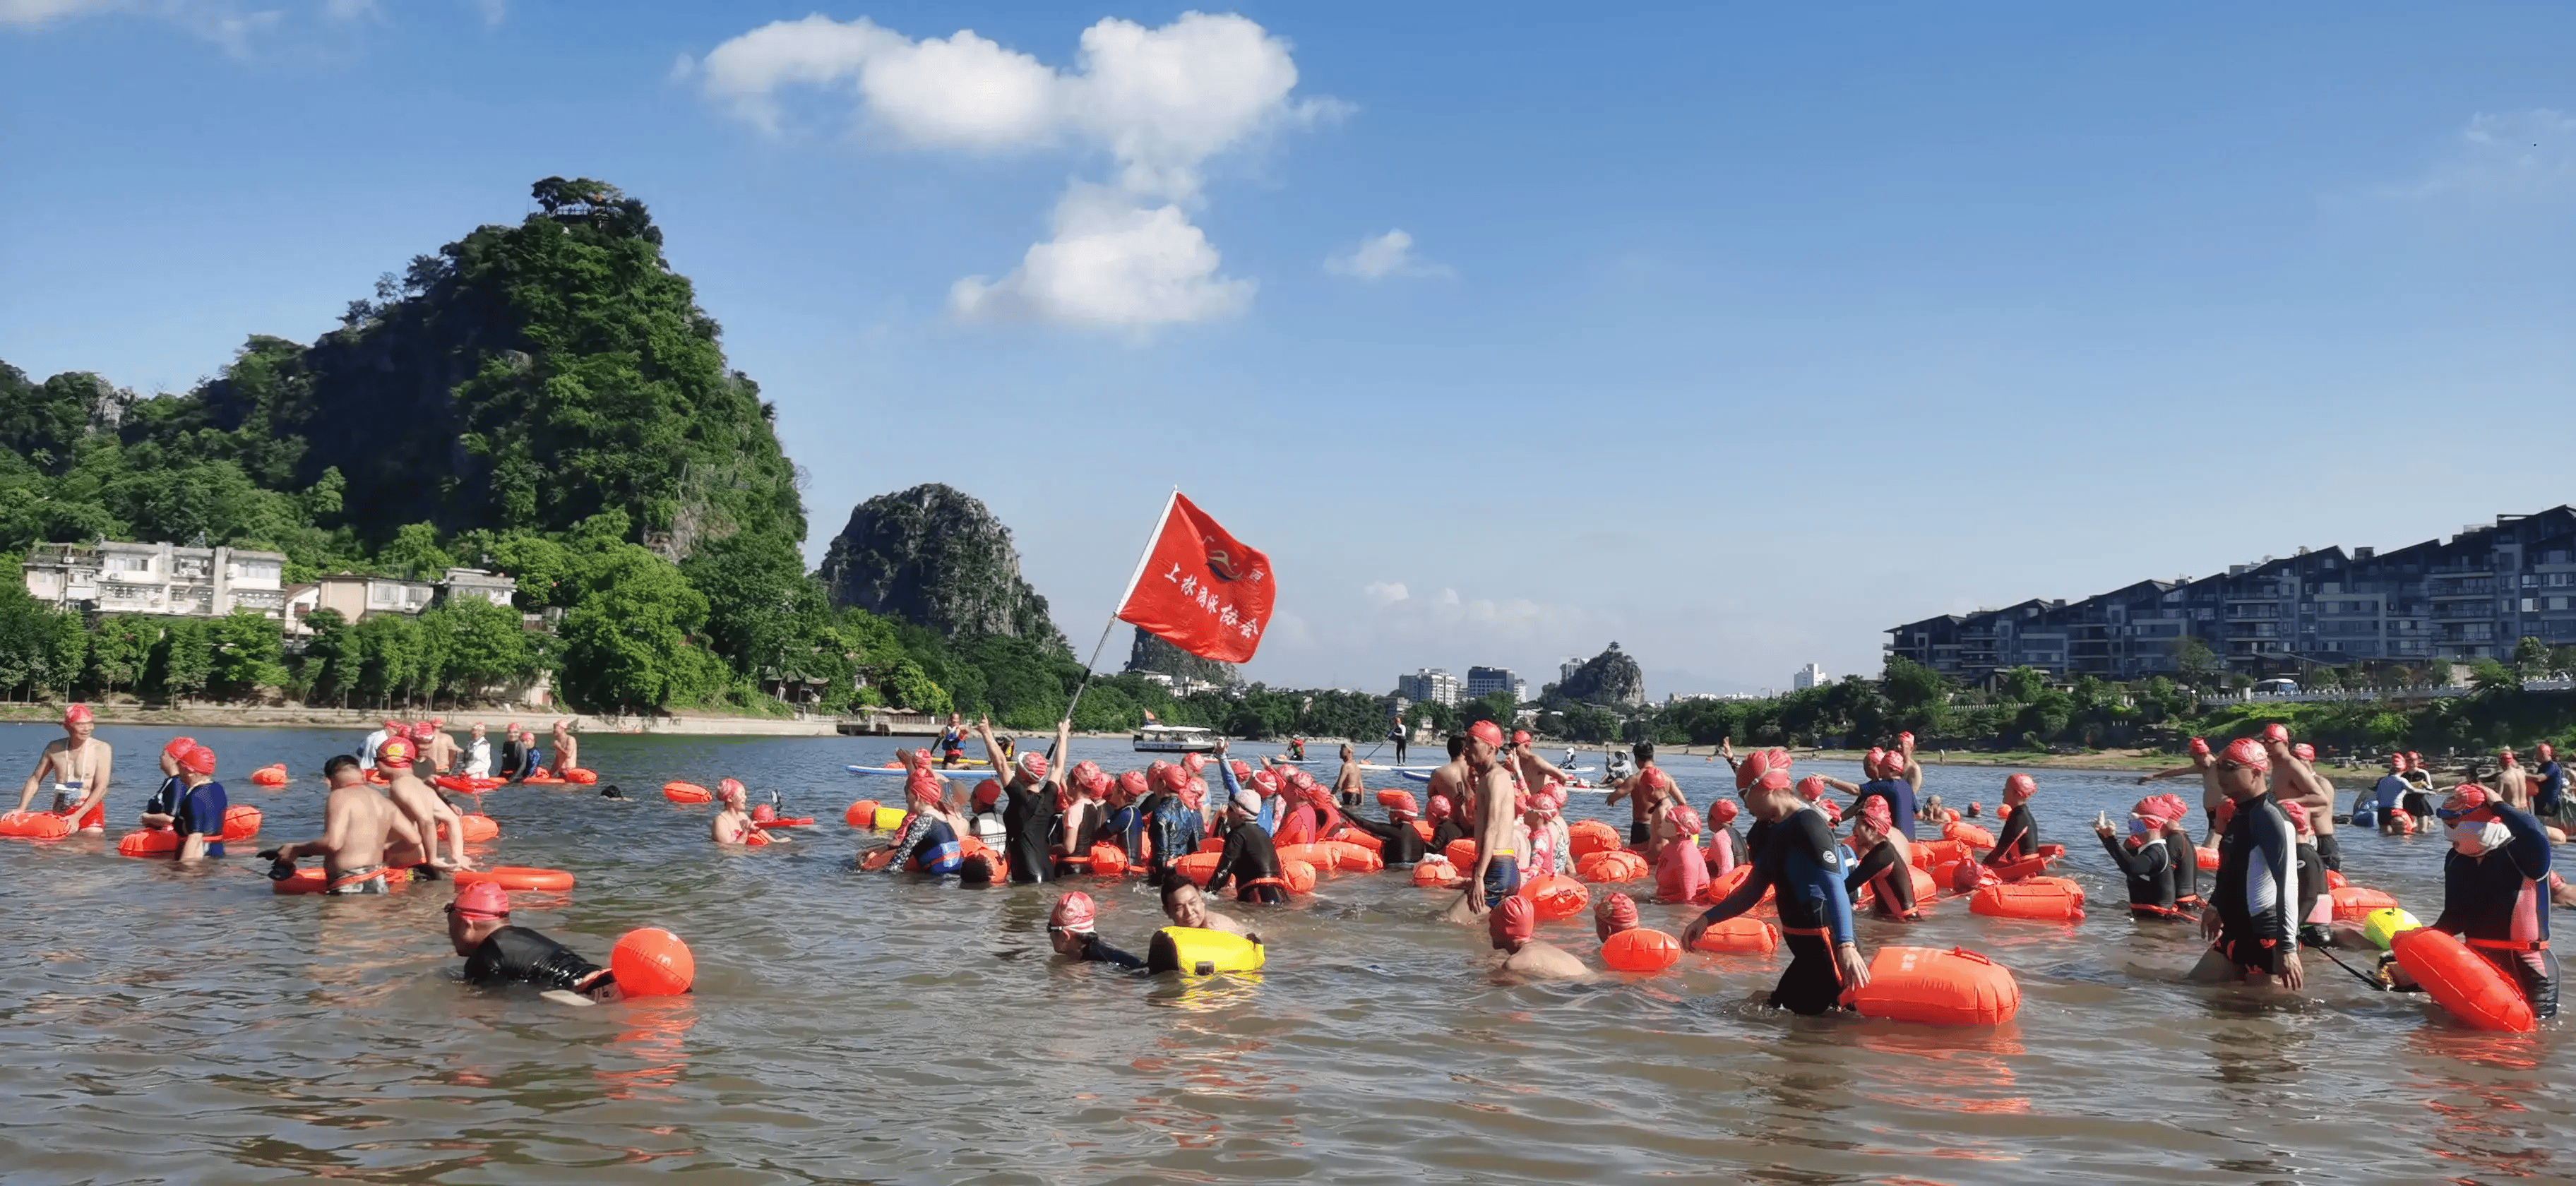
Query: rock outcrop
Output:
[[1124, 626, 1239, 686], [818, 484, 1063, 645], [1556, 642, 1647, 708]]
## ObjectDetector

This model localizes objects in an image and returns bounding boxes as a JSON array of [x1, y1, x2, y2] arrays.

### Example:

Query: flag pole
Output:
[[1060, 489, 1181, 747]]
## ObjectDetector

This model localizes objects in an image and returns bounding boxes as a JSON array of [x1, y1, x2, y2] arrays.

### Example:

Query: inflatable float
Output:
[[1519, 875, 1590, 921], [1147, 926, 1265, 976], [611, 928, 693, 996], [221, 803, 261, 842], [1969, 878, 2085, 923], [1690, 916, 1780, 954], [662, 781, 713, 804], [1601, 928, 1683, 973], [2390, 927, 2536, 1033], [1849, 946, 2022, 1026], [249, 765, 289, 787], [117, 828, 179, 857], [452, 865, 576, 892], [0, 810, 74, 840]]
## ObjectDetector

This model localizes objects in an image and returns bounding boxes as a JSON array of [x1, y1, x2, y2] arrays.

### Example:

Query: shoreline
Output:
[[0, 703, 840, 738]]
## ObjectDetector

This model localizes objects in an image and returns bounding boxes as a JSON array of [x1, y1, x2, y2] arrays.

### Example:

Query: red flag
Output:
[[1116, 492, 1274, 664]]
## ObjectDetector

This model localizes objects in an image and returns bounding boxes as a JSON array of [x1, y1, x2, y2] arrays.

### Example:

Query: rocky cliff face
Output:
[[1557, 642, 1647, 708], [818, 484, 1063, 645], [1124, 626, 1239, 685]]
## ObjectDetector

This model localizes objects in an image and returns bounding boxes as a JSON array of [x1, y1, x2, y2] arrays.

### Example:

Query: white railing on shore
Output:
[[2195, 685, 2468, 707]]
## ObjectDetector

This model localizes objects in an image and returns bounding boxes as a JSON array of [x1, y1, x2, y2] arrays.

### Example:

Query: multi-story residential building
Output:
[[1793, 663, 1828, 690], [1395, 668, 1461, 707], [1465, 666, 1520, 702], [1888, 505, 2576, 683], [21, 542, 288, 619]]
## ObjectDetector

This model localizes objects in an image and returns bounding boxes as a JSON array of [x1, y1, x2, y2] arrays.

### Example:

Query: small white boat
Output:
[[1133, 724, 1220, 754]]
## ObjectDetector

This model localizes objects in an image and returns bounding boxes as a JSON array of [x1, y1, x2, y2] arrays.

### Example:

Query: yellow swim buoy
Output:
[[1146, 926, 1264, 976]]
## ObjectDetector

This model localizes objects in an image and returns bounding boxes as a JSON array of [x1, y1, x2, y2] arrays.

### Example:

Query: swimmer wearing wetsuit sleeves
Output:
[[978, 714, 1066, 885], [1849, 745, 1920, 841], [1337, 790, 1428, 866], [1984, 774, 2041, 866], [446, 883, 621, 1005], [2421, 785, 2557, 1018], [1205, 786, 1287, 904], [1842, 797, 1919, 920], [2097, 796, 2188, 918], [1683, 769, 1868, 1014], [1048, 892, 1145, 969], [2189, 738, 2303, 990]]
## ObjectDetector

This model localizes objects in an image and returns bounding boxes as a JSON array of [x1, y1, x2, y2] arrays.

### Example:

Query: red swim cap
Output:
[[1229, 760, 1252, 783], [1755, 767, 1793, 793], [1249, 769, 1282, 796], [1665, 801, 1701, 835], [905, 769, 943, 805], [2441, 784, 2492, 817], [1489, 894, 1535, 948], [1854, 796, 1894, 834], [1897, 731, 1914, 752], [177, 744, 217, 776], [1864, 747, 1888, 777], [2003, 773, 2036, 801], [1735, 747, 1784, 791], [1594, 891, 1640, 938], [751, 803, 776, 822], [2499, 748, 2518, 766], [1429, 794, 1454, 821], [2213, 798, 2238, 831], [1709, 798, 1739, 827], [1467, 720, 1505, 748], [375, 738, 417, 769], [1156, 764, 1191, 793], [1119, 769, 1150, 799], [1181, 752, 1209, 775], [162, 736, 197, 760], [1015, 753, 1049, 781], [2292, 743, 2315, 762], [1512, 729, 1532, 747], [2261, 722, 2290, 745], [1794, 775, 1828, 801], [61, 703, 93, 725], [1183, 777, 1208, 810], [2539, 743, 2556, 762], [1382, 790, 1420, 818], [2220, 737, 2270, 772], [452, 882, 510, 919], [717, 777, 746, 801], [410, 721, 436, 742], [1049, 892, 1096, 934], [2188, 737, 2211, 757], [972, 779, 1002, 810], [2278, 800, 2310, 834]]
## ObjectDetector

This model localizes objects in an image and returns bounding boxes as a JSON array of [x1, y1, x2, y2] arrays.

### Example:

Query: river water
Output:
[[0, 723, 2562, 1185]]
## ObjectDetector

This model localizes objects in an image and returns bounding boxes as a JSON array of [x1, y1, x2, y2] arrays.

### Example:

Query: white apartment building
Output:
[[1793, 663, 1828, 690], [1396, 667, 1461, 707], [22, 541, 287, 619]]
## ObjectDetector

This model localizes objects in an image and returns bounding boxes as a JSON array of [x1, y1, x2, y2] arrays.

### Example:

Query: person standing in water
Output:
[[2096, 795, 2191, 920], [1333, 743, 1368, 809], [1425, 736, 1472, 839], [16, 703, 112, 834], [463, 723, 493, 779], [2270, 736, 2342, 873], [2409, 784, 2556, 1018], [1682, 758, 1871, 1013], [2188, 738, 2303, 990], [549, 719, 579, 777], [1984, 774, 2042, 868], [377, 738, 472, 872], [1605, 743, 1674, 848], [1205, 785, 1288, 905], [263, 755, 416, 894], [978, 714, 1068, 885], [1452, 721, 1522, 923]]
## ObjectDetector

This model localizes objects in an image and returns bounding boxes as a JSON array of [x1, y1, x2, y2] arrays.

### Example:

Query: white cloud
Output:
[[693, 11, 1335, 328], [473, 0, 502, 28], [1364, 581, 1409, 605], [322, 0, 374, 22], [1325, 229, 1447, 280], [2388, 109, 2576, 206], [951, 184, 1252, 325]]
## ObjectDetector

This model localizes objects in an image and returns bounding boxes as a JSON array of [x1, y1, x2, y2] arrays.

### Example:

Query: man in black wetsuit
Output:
[[446, 883, 621, 1004], [1427, 794, 1467, 852], [1842, 797, 1921, 921], [1681, 760, 1871, 1014], [1048, 892, 1145, 969], [978, 715, 1067, 885], [1984, 773, 2041, 868], [1206, 787, 1287, 904], [1336, 789, 1428, 867], [2188, 738, 2303, 990]]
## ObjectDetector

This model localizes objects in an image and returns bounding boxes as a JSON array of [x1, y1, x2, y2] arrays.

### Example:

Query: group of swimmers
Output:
[[854, 712, 2564, 1022], [6, 705, 628, 1004], [352, 715, 584, 784]]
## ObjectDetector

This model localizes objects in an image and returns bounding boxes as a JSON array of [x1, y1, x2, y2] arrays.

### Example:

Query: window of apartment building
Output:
[[369, 583, 405, 608], [2524, 598, 2539, 613], [2549, 597, 2572, 612], [106, 554, 152, 574]]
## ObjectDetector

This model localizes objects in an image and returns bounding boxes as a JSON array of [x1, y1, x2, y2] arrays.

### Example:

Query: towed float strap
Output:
[[2128, 902, 2191, 919], [2464, 937, 2549, 952], [329, 868, 389, 892], [1146, 926, 1265, 976]]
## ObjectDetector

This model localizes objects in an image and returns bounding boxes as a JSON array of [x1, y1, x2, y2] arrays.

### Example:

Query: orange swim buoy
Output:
[[459, 814, 499, 843], [117, 828, 180, 857], [1337, 829, 1385, 856], [270, 867, 405, 894], [564, 768, 598, 784], [1909, 838, 1972, 870], [453, 865, 575, 892], [1519, 874, 1590, 921], [250, 765, 288, 787], [523, 771, 564, 785], [1858, 865, 1940, 912], [1280, 858, 1318, 896], [662, 781, 712, 804], [2324, 868, 2349, 890], [2330, 885, 2399, 921], [1088, 844, 1129, 877], [1409, 820, 1434, 843], [611, 928, 695, 997], [0, 810, 74, 840], [1412, 856, 1456, 887], [1276, 841, 1332, 869], [2390, 927, 2536, 1033], [1173, 851, 1222, 887], [845, 799, 881, 828], [1197, 835, 1227, 855], [221, 803, 262, 842], [1325, 839, 1383, 873], [1943, 820, 1996, 849], [1969, 879, 2084, 923], [1443, 838, 1479, 869], [1690, 916, 1779, 954], [2195, 846, 2220, 870], [1849, 946, 2022, 1026], [1601, 928, 1683, 973], [1700, 863, 1776, 911], [1568, 820, 1621, 860], [1987, 853, 2050, 883]]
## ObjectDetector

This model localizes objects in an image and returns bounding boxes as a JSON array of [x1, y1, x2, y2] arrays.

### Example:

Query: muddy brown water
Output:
[[0, 724, 2562, 1184]]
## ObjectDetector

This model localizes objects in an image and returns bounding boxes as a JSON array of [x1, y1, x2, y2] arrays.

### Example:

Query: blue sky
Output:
[[5, 3, 2572, 695]]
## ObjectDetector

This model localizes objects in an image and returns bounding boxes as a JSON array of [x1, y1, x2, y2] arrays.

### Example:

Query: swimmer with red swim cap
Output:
[[377, 737, 475, 873], [16, 702, 112, 834], [447, 882, 623, 1005], [1047, 892, 1147, 969], [1488, 894, 1589, 979], [2381, 784, 2559, 1017], [2186, 738, 2303, 990], [265, 755, 423, 894], [1606, 742, 1678, 849], [1443, 719, 1523, 926], [976, 713, 1071, 885], [711, 778, 784, 846]]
